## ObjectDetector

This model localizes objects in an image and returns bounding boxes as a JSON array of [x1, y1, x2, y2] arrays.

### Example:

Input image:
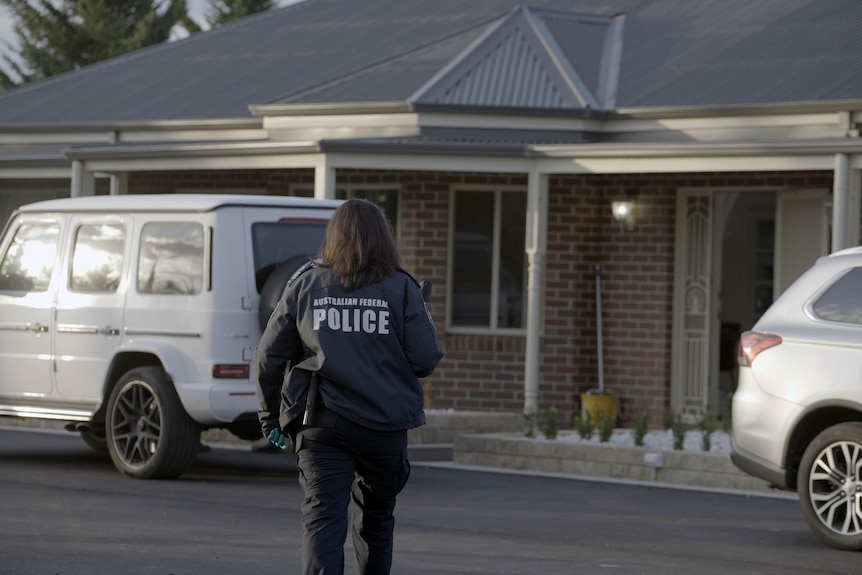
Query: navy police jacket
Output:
[[256, 263, 444, 435]]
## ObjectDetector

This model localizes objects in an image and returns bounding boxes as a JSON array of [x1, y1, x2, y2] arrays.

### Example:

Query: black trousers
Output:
[[296, 409, 411, 575]]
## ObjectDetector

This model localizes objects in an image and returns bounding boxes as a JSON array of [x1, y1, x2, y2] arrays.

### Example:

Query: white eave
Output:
[[531, 138, 862, 173]]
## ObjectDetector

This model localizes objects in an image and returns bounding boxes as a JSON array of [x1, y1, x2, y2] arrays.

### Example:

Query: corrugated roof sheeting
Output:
[[544, 18, 605, 94], [0, 0, 861, 123], [615, 0, 862, 106], [425, 28, 571, 108], [280, 27, 486, 104], [412, 7, 618, 109]]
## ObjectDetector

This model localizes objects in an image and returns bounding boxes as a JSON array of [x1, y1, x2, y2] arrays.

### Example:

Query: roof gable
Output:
[[410, 6, 623, 110]]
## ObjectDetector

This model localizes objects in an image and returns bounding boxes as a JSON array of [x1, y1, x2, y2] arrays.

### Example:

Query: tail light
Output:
[[737, 331, 782, 367], [213, 364, 250, 379]]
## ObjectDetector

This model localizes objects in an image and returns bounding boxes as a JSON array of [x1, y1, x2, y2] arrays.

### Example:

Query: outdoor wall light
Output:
[[611, 195, 636, 230]]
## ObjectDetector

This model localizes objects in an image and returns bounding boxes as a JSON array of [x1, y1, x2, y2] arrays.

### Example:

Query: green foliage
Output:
[[0, 0, 277, 86], [662, 407, 676, 431], [699, 409, 717, 452], [633, 405, 649, 446], [523, 412, 536, 438], [204, 0, 275, 27], [542, 407, 558, 440], [671, 412, 686, 450], [573, 410, 594, 440], [0, 0, 190, 85], [596, 410, 615, 443]]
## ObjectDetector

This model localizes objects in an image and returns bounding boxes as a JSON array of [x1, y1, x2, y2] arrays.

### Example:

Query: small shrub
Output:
[[672, 412, 686, 450], [633, 405, 649, 446], [699, 409, 717, 451], [523, 412, 536, 438], [573, 410, 594, 440], [542, 407, 559, 440], [662, 408, 676, 431], [596, 410, 615, 443]]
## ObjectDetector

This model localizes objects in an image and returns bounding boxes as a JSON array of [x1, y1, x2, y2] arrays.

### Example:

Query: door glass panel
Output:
[[499, 192, 527, 328], [452, 192, 494, 326], [70, 223, 125, 293], [138, 222, 204, 295]]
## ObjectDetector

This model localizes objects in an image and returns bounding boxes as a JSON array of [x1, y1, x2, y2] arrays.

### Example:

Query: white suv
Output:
[[732, 246, 862, 550], [0, 194, 339, 478]]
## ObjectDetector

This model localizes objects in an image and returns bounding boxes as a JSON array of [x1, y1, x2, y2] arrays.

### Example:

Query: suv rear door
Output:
[[54, 216, 130, 404]]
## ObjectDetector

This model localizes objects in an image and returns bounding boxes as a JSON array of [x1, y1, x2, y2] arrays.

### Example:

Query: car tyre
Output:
[[798, 422, 862, 550], [106, 367, 201, 479]]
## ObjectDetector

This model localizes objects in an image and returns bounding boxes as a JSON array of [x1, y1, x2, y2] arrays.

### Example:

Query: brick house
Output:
[[1, 0, 861, 427]]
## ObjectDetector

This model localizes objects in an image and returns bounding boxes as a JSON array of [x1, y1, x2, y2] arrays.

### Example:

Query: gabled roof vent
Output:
[[410, 6, 624, 110]]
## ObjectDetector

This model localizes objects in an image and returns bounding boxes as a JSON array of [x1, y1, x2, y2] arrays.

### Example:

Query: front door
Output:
[[673, 188, 832, 422], [0, 217, 64, 400]]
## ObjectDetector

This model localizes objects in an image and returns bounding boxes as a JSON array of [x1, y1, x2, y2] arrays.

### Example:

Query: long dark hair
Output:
[[318, 198, 400, 291]]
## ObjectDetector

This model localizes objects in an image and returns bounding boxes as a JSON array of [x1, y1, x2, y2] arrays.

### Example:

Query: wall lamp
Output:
[[611, 193, 637, 231]]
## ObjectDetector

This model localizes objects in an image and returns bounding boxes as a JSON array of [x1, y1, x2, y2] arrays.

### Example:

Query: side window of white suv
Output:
[[0, 223, 60, 292], [812, 267, 862, 324], [70, 224, 125, 293], [138, 222, 204, 295]]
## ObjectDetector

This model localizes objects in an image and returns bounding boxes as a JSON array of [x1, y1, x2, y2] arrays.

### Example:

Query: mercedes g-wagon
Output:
[[0, 194, 340, 478]]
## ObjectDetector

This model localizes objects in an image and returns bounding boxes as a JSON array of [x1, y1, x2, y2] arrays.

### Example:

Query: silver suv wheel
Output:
[[798, 422, 862, 550]]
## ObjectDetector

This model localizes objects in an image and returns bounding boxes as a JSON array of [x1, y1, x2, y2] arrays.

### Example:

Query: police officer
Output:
[[256, 198, 444, 575]]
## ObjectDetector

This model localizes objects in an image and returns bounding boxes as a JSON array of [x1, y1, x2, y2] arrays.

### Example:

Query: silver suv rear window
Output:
[[812, 267, 862, 324]]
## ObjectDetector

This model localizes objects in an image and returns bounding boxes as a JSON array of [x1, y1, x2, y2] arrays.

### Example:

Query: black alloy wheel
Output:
[[106, 367, 200, 479]]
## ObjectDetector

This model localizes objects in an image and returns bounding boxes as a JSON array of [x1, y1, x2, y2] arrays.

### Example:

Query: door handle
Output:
[[29, 323, 48, 333], [100, 326, 120, 336]]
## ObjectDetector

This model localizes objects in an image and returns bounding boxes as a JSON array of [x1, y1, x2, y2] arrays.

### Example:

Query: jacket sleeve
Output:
[[255, 293, 302, 435], [401, 279, 444, 378]]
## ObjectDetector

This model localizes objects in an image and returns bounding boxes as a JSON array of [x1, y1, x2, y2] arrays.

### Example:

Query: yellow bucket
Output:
[[580, 392, 617, 423]]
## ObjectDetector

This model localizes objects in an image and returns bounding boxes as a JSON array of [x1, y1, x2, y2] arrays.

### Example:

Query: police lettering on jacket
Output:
[[312, 296, 390, 334]]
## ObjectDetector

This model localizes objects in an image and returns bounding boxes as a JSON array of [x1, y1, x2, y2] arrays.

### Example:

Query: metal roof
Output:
[[0, 0, 859, 124]]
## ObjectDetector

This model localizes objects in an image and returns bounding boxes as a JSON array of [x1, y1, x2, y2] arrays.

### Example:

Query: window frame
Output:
[[446, 185, 528, 335]]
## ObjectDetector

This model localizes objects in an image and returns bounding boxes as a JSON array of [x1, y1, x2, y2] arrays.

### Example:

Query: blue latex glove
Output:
[[267, 428, 289, 450]]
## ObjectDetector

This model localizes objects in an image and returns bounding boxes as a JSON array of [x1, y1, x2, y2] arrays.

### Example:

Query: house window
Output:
[[292, 187, 400, 233], [335, 189, 399, 232], [450, 189, 527, 330]]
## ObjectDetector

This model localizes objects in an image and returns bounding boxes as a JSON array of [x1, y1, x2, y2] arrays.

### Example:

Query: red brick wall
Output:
[[123, 168, 836, 427]]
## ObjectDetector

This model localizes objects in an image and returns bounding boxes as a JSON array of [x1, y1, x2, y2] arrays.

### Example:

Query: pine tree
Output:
[[0, 0, 189, 87], [204, 0, 275, 27]]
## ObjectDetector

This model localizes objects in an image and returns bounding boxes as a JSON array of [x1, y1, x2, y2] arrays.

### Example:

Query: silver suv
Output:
[[0, 194, 339, 478], [732, 246, 862, 550]]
